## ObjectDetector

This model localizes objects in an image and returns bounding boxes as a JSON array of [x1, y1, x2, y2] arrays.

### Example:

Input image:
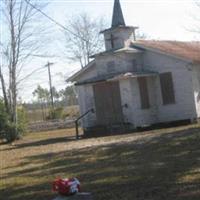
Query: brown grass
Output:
[[0, 124, 200, 200], [27, 105, 79, 122]]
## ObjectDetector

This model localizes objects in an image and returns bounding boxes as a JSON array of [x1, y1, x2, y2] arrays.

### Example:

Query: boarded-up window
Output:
[[138, 77, 150, 109], [159, 72, 175, 105], [132, 59, 137, 71], [107, 61, 115, 73]]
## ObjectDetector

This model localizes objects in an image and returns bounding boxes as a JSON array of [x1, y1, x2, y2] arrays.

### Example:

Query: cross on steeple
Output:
[[106, 34, 118, 49], [112, 0, 125, 28]]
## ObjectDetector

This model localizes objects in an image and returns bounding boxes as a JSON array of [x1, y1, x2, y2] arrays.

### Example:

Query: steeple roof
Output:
[[112, 0, 125, 28]]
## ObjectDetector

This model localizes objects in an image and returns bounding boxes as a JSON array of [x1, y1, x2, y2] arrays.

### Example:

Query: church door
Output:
[[93, 81, 123, 125]]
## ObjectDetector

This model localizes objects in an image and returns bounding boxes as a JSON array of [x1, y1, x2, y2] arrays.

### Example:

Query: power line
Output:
[[17, 66, 47, 84], [24, 0, 139, 73], [24, 0, 87, 42]]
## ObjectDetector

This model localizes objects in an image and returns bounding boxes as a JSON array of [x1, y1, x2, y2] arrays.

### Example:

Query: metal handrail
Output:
[[75, 108, 94, 139]]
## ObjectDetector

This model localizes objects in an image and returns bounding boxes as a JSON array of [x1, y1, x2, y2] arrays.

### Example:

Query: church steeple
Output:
[[100, 0, 138, 51], [112, 0, 125, 28]]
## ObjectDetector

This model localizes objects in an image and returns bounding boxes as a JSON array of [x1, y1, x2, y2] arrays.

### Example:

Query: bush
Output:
[[46, 107, 64, 120], [0, 100, 15, 142], [17, 107, 28, 135], [4, 123, 18, 143], [0, 100, 9, 138], [63, 106, 80, 119], [0, 100, 28, 143]]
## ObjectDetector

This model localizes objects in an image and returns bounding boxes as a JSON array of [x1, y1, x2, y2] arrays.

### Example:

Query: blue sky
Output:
[[1, 0, 200, 102], [48, 0, 199, 40]]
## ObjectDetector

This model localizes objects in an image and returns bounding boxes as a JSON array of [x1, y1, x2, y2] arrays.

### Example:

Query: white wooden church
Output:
[[68, 0, 200, 136]]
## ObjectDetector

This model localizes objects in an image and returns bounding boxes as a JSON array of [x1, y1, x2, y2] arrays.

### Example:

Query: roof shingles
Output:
[[134, 40, 200, 64]]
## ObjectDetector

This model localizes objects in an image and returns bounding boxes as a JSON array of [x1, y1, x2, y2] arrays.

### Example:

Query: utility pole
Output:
[[45, 62, 54, 109]]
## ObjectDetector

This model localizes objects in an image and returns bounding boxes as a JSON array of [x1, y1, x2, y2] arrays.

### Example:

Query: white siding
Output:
[[76, 65, 97, 82], [119, 77, 157, 127], [96, 53, 143, 76], [143, 51, 197, 122], [119, 79, 134, 125], [104, 28, 134, 51], [191, 65, 200, 118]]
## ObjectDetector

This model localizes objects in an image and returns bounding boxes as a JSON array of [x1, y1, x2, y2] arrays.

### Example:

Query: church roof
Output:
[[75, 71, 157, 86], [133, 40, 200, 64], [90, 47, 142, 58], [100, 25, 138, 34], [112, 0, 125, 28], [67, 41, 200, 83], [66, 60, 96, 82]]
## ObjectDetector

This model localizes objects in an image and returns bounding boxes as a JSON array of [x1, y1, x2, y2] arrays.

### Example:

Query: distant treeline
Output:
[[25, 85, 78, 110], [23, 100, 78, 111], [20, 85, 79, 122]]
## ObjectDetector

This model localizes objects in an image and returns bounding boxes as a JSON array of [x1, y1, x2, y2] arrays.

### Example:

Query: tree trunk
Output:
[[0, 66, 10, 113], [9, 0, 17, 125]]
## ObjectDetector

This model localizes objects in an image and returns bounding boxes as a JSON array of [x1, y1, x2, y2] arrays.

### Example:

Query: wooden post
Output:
[[75, 120, 79, 140]]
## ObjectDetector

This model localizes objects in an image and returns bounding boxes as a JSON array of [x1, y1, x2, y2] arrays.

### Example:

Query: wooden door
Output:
[[93, 81, 123, 125]]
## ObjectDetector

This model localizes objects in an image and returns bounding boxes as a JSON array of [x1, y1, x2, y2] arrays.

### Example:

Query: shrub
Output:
[[4, 123, 18, 143], [0, 100, 9, 138], [0, 100, 28, 143], [17, 107, 28, 135], [63, 106, 80, 119], [0, 100, 15, 142]]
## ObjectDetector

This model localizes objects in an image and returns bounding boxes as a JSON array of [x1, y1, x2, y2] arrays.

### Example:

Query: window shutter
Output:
[[138, 77, 150, 109], [159, 72, 175, 105]]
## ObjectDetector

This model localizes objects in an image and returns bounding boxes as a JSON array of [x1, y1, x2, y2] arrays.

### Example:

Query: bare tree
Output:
[[193, 1, 200, 34], [0, 0, 48, 130], [63, 13, 107, 68], [186, 1, 200, 38], [136, 30, 149, 40]]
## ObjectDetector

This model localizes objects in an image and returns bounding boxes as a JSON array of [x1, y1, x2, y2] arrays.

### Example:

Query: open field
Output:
[[0, 124, 200, 200], [27, 105, 79, 122]]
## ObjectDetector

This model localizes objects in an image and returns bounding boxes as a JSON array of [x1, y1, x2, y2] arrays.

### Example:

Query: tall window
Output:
[[159, 72, 175, 105], [138, 77, 150, 109]]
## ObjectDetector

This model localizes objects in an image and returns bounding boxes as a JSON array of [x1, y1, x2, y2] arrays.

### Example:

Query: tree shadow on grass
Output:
[[17, 136, 76, 148], [0, 136, 77, 151], [0, 182, 54, 200], [1, 127, 200, 200]]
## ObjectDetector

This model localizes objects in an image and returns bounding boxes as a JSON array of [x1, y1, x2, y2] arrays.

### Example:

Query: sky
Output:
[[1, 0, 200, 102], [48, 0, 199, 41]]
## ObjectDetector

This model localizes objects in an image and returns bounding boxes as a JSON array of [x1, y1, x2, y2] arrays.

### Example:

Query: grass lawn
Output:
[[0, 124, 200, 200]]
